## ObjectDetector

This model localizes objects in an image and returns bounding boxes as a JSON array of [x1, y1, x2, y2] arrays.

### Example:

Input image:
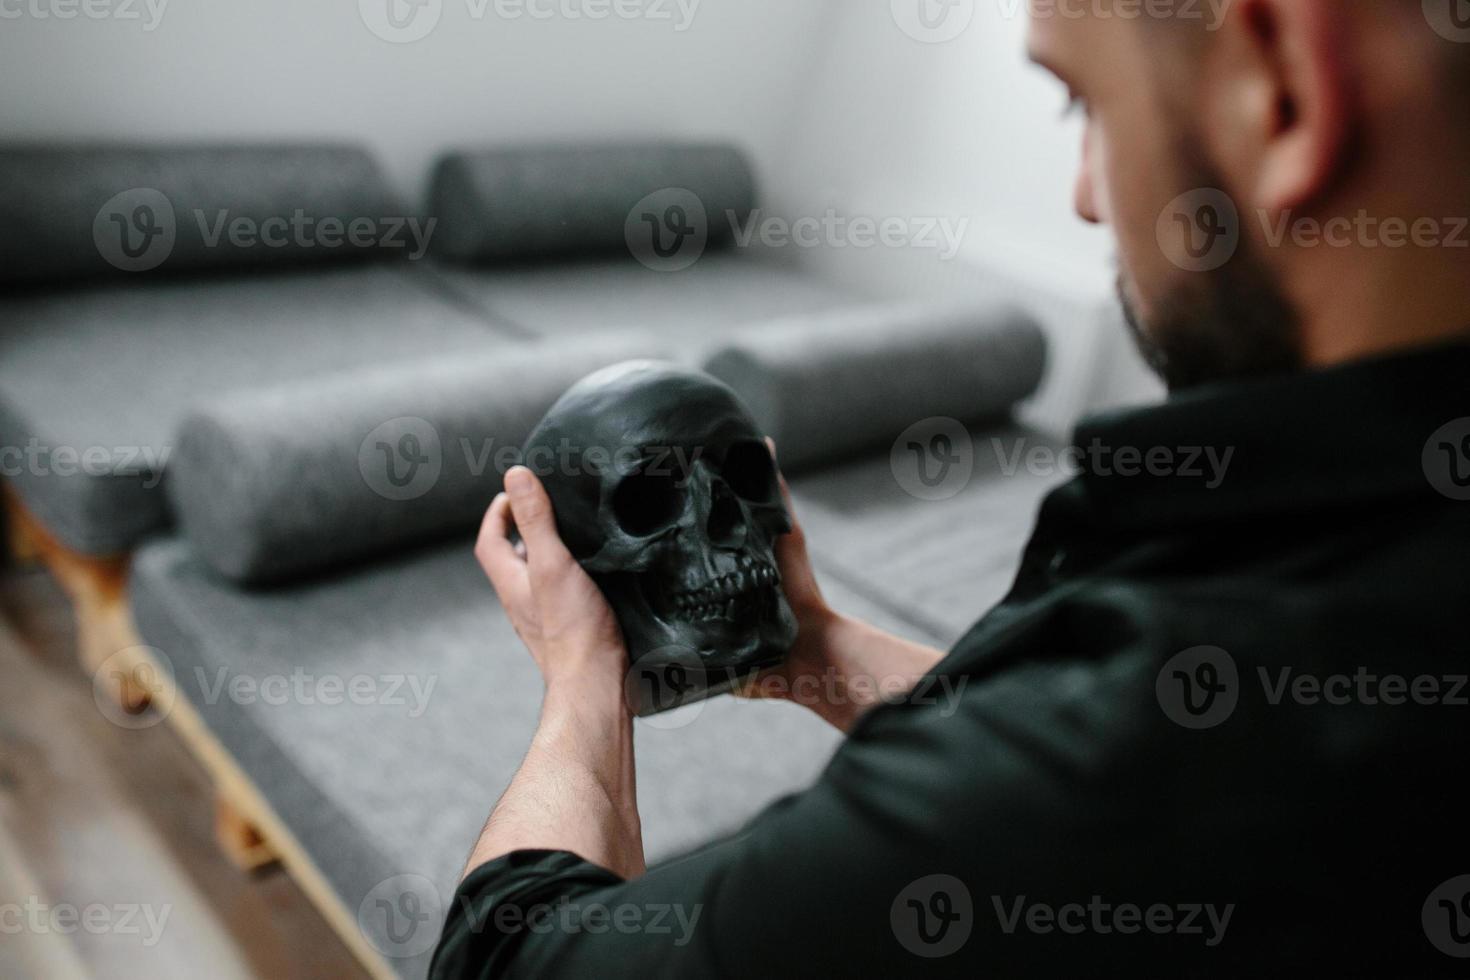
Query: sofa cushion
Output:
[[704, 302, 1049, 471], [429, 142, 756, 264], [0, 143, 405, 286], [431, 253, 871, 357], [170, 335, 668, 586], [789, 423, 1069, 641], [129, 536, 937, 976], [0, 264, 512, 556]]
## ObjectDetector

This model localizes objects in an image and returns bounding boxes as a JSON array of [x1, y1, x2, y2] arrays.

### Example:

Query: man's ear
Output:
[[1227, 0, 1356, 213]]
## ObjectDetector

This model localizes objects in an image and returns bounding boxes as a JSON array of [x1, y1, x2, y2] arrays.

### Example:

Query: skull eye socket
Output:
[[720, 439, 779, 504], [612, 469, 684, 537]]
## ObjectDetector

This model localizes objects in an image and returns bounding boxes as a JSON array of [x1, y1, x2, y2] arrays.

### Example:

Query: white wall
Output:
[[0, 0, 1163, 423], [772, 1, 1114, 294], [768, 1, 1164, 428], [0, 0, 838, 205]]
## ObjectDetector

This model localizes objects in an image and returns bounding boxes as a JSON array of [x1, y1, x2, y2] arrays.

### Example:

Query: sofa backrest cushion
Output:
[[428, 142, 756, 264], [703, 303, 1049, 472], [169, 335, 668, 586], [0, 143, 403, 286]]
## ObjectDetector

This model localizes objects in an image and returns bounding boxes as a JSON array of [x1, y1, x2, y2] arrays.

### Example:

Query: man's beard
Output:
[[1119, 185, 1305, 393]]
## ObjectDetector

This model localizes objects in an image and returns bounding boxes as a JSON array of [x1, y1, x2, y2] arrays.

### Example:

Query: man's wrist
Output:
[[542, 666, 631, 722]]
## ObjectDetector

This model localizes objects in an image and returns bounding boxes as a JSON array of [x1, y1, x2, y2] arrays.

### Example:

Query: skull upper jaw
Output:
[[600, 568, 798, 677]]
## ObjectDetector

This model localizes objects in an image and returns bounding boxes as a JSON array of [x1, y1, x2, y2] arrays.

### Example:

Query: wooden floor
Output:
[[0, 563, 370, 980]]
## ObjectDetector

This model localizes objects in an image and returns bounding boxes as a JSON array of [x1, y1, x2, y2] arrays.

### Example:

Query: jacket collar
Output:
[[1070, 339, 1470, 530]]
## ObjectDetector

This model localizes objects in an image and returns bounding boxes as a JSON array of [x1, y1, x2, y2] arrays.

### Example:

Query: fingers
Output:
[[766, 439, 822, 606], [504, 467, 575, 579], [475, 493, 530, 608], [765, 438, 806, 545]]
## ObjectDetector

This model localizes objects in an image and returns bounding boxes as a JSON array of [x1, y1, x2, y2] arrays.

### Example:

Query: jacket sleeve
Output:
[[428, 645, 1168, 980]]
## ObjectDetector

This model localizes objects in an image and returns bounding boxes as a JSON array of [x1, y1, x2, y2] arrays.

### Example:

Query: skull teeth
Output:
[[670, 562, 780, 622]]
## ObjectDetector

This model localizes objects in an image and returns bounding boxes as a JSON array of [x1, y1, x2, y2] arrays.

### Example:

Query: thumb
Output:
[[504, 467, 573, 572]]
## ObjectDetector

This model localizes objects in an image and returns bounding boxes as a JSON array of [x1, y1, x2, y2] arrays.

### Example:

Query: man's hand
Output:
[[741, 441, 948, 732], [464, 465, 644, 881], [475, 466, 627, 693]]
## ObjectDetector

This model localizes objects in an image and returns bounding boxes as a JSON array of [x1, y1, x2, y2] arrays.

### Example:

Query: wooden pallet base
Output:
[[215, 794, 280, 872], [117, 641, 396, 979], [4, 491, 43, 566], [2, 484, 396, 980], [2, 485, 135, 689]]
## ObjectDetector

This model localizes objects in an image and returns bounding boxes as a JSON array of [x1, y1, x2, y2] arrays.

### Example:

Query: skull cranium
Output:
[[522, 361, 797, 711]]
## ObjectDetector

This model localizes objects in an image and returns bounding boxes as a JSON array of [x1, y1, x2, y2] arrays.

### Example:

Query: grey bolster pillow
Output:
[[702, 303, 1048, 472], [169, 336, 666, 585], [0, 143, 401, 286], [428, 142, 756, 263]]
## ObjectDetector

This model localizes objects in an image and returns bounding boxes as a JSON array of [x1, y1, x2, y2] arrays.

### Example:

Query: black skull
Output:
[[522, 361, 796, 712]]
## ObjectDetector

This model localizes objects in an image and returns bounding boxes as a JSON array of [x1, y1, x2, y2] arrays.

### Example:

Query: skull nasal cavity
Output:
[[706, 480, 747, 550]]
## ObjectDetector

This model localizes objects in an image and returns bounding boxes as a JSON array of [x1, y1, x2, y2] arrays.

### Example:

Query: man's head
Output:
[[1028, 0, 1470, 390]]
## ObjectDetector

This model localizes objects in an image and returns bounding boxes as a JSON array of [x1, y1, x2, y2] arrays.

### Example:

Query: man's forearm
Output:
[[460, 678, 646, 882], [805, 611, 947, 732]]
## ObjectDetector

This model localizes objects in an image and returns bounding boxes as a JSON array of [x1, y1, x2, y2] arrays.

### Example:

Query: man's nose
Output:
[[1074, 130, 1102, 225]]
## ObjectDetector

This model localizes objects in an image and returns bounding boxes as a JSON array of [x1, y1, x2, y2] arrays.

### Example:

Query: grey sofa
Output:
[[423, 143, 877, 351], [130, 420, 1062, 979], [0, 144, 517, 556], [0, 141, 877, 558], [1, 139, 1064, 979]]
